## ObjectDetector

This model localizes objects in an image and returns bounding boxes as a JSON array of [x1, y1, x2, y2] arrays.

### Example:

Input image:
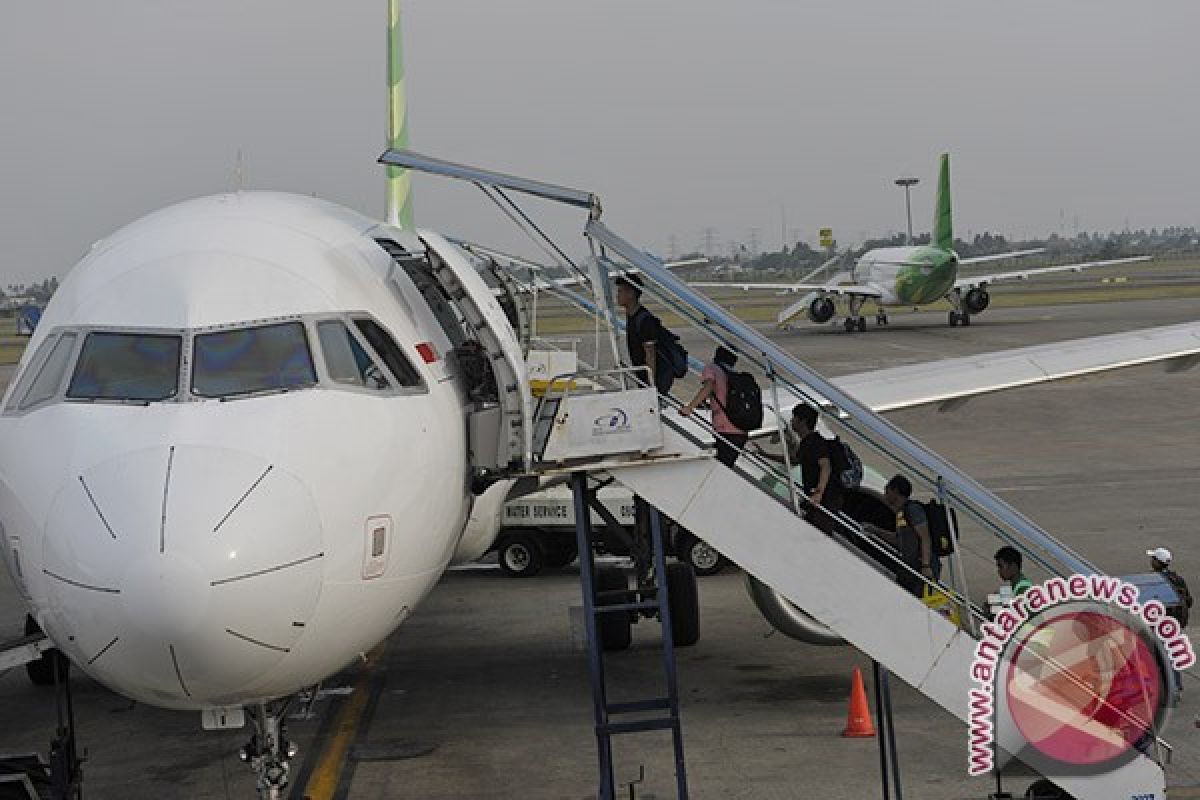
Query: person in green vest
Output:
[[995, 546, 1033, 596]]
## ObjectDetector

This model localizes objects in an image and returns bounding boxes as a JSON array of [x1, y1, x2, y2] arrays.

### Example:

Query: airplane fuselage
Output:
[[852, 245, 958, 306], [0, 192, 507, 710]]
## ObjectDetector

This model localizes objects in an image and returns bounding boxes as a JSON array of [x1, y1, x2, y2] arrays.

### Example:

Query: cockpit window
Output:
[[67, 332, 180, 402], [13, 333, 77, 410], [353, 318, 422, 388], [317, 320, 391, 390], [192, 322, 316, 398]]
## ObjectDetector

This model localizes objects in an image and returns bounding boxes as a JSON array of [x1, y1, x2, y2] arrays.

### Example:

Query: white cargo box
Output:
[[537, 387, 664, 463]]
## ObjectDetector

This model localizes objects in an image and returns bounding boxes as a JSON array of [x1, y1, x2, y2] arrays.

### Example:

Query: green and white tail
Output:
[[932, 153, 952, 251], [386, 0, 414, 229]]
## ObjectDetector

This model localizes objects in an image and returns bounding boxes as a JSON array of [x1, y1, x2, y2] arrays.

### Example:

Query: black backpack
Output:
[[659, 330, 689, 379], [1164, 570, 1192, 627], [714, 366, 763, 431], [827, 436, 863, 489], [634, 308, 689, 379], [922, 499, 958, 557]]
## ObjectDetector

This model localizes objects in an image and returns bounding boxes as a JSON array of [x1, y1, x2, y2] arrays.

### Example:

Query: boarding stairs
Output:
[[523, 224, 1177, 800], [377, 148, 1177, 800]]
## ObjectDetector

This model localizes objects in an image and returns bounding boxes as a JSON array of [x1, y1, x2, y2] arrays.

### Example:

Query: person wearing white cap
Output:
[[1147, 547, 1192, 627]]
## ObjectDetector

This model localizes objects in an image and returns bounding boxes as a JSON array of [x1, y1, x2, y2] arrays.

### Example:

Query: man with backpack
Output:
[[862, 475, 941, 597], [680, 346, 759, 467], [754, 404, 844, 524], [616, 274, 685, 396]]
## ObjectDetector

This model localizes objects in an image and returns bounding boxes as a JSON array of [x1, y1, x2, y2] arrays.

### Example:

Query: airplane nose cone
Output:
[[41, 444, 324, 708], [121, 552, 209, 640]]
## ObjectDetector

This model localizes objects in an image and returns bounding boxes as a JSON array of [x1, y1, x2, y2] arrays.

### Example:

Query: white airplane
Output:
[[691, 154, 1151, 332]]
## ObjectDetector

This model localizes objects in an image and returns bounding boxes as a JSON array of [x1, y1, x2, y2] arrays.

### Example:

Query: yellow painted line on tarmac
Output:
[[301, 645, 385, 800]]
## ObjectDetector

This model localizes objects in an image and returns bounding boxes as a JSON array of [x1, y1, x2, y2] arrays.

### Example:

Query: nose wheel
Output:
[[843, 316, 867, 333], [242, 701, 298, 799]]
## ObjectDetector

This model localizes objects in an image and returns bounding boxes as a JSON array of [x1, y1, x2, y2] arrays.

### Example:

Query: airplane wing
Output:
[[831, 320, 1200, 413], [690, 282, 883, 298], [957, 248, 1046, 266], [953, 256, 1151, 291]]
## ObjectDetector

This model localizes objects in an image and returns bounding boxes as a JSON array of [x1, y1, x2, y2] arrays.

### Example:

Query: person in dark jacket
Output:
[[616, 274, 674, 396], [1148, 547, 1191, 627]]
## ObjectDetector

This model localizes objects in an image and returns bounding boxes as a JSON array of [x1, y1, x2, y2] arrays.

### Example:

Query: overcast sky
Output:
[[2, 1, 1198, 284]]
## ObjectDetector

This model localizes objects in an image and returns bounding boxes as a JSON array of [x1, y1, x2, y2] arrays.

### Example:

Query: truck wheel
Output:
[[25, 614, 67, 687], [497, 533, 545, 578], [1025, 779, 1074, 799], [677, 533, 725, 577], [665, 562, 700, 647], [595, 567, 633, 651], [544, 542, 578, 569]]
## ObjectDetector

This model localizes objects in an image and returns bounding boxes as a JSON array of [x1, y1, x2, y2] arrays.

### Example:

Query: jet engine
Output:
[[806, 296, 836, 324], [965, 288, 990, 314]]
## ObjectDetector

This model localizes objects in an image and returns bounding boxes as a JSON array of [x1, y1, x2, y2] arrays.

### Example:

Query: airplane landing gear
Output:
[[241, 701, 297, 799], [843, 296, 867, 332], [875, 312, 889, 326], [947, 289, 971, 327]]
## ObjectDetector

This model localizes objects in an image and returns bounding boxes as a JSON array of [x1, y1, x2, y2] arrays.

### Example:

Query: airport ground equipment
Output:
[[0, 627, 83, 800], [569, 471, 689, 800], [495, 484, 726, 577], [383, 148, 1178, 800]]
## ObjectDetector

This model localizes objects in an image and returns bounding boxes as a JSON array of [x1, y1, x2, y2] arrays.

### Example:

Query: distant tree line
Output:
[[2, 277, 59, 307]]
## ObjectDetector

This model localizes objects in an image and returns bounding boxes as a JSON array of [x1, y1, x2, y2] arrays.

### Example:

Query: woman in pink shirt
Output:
[[679, 346, 748, 467]]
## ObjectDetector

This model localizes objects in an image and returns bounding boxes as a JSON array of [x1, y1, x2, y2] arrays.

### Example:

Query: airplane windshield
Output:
[[66, 332, 181, 403], [192, 321, 317, 399]]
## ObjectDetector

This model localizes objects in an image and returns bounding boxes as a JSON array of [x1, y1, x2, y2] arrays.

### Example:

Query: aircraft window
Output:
[[14, 333, 76, 410], [192, 322, 317, 398], [316, 321, 391, 390], [67, 332, 180, 403], [353, 318, 422, 388]]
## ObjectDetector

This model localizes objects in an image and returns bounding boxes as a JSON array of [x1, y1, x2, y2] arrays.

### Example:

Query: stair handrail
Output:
[[586, 219, 1098, 580]]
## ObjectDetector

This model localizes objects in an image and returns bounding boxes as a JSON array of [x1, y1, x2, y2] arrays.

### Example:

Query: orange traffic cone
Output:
[[841, 666, 876, 738]]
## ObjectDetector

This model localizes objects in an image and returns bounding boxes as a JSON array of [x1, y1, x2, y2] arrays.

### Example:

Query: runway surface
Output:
[[1, 295, 1197, 798]]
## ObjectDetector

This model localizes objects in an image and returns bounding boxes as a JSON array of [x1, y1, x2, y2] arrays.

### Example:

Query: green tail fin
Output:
[[386, 0, 414, 229], [932, 153, 952, 251]]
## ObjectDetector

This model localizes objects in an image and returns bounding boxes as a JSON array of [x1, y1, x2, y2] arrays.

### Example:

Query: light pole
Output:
[[894, 177, 919, 244]]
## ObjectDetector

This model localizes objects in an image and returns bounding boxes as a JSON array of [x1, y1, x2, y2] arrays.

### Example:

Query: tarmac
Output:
[[1, 294, 1198, 799]]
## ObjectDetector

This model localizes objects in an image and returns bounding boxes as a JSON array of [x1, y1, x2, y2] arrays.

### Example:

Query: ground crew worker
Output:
[[995, 546, 1033, 597], [1147, 547, 1191, 626]]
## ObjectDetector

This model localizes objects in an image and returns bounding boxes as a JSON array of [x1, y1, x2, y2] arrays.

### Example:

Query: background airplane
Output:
[[691, 154, 1151, 332]]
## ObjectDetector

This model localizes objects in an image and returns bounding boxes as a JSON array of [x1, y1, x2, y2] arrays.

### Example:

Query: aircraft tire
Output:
[[677, 533, 725, 577], [24, 615, 67, 687], [666, 562, 700, 647], [497, 532, 545, 578], [961, 313, 972, 327], [856, 316, 867, 333], [843, 318, 857, 333], [948, 312, 959, 327], [595, 567, 633, 651]]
